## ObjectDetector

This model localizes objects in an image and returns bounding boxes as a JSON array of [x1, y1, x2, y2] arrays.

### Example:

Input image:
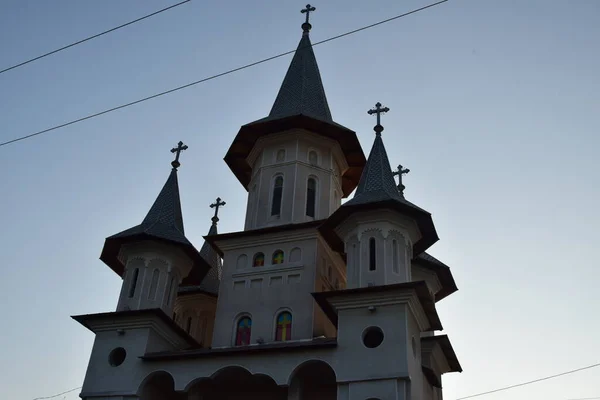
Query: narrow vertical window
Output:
[[166, 276, 175, 305], [369, 238, 377, 271], [235, 317, 252, 346], [186, 316, 192, 334], [272, 250, 284, 265], [173, 312, 177, 323], [128, 268, 139, 298], [253, 253, 265, 267], [271, 176, 283, 216], [148, 269, 159, 299], [306, 178, 316, 217], [275, 312, 292, 341], [392, 240, 399, 273]]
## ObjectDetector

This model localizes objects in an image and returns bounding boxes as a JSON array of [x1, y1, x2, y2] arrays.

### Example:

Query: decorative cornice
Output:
[[232, 264, 304, 279]]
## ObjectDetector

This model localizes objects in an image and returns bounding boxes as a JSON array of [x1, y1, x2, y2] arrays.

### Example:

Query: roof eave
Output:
[[318, 200, 439, 256], [224, 114, 366, 197], [99, 234, 210, 285]]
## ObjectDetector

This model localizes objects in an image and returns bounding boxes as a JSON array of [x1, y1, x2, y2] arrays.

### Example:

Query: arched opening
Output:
[[369, 238, 377, 271], [197, 367, 285, 400], [271, 176, 284, 216], [148, 269, 159, 299], [253, 252, 265, 267], [275, 311, 292, 341], [138, 371, 179, 400], [235, 316, 252, 346], [272, 250, 284, 265], [128, 268, 139, 298], [392, 239, 399, 274], [276, 149, 286, 162], [306, 178, 317, 217], [289, 360, 337, 400]]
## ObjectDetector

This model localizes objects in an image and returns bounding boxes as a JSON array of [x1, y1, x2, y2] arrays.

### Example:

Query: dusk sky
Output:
[[1, 1, 599, 399]]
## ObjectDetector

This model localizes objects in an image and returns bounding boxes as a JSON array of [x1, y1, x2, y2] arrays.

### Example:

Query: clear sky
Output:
[[1, 1, 599, 399]]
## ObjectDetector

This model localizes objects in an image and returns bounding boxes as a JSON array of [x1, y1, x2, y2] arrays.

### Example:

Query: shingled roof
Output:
[[320, 126, 439, 255], [180, 221, 222, 295], [100, 168, 209, 284]]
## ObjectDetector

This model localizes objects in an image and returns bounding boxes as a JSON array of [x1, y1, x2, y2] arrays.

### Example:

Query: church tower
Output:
[[73, 6, 462, 400], [100, 141, 210, 316]]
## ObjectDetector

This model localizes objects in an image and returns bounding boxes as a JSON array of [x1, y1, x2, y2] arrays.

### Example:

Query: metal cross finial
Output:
[[170, 141, 188, 169], [392, 164, 410, 195], [210, 197, 226, 225], [301, 4, 316, 33], [367, 102, 390, 135]]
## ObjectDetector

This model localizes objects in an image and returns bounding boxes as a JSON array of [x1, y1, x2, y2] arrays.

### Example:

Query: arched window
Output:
[[392, 240, 399, 273], [128, 268, 139, 298], [272, 250, 284, 265], [369, 238, 376, 271], [271, 176, 283, 216], [306, 178, 316, 217], [275, 312, 292, 341], [290, 247, 302, 263], [308, 150, 318, 166], [237, 254, 248, 270], [253, 253, 265, 267], [235, 316, 252, 346], [148, 269, 160, 299], [173, 312, 177, 323], [166, 276, 175, 305], [276, 149, 286, 162], [186, 316, 192, 334]]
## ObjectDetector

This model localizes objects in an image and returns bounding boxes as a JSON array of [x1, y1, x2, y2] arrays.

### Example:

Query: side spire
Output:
[[267, 4, 332, 121], [393, 164, 410, 197]]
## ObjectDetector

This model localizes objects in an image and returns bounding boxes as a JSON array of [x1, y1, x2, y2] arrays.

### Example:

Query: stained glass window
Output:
[[236, 317, 252, 346], [253, 253, 265, 267], [275, 312, 292, 341], [272, 250, 284, 265]]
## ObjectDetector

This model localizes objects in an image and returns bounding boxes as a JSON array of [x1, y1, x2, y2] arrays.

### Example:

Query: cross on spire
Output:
[[301, 4, 316, 33], [170, 141, 188, 169], [392, 164, 410, 196], [367, 102, 390, 135], [210, 197, 226, 225]]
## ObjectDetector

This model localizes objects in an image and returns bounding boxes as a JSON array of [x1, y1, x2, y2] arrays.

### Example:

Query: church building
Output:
[[73, 5, 462, 400]]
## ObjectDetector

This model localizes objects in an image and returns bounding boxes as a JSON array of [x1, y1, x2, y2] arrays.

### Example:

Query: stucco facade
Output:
[[73, 9, 462, 400]]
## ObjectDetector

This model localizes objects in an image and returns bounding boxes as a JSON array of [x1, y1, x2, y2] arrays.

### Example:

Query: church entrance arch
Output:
[[289, 360, 337, 400]]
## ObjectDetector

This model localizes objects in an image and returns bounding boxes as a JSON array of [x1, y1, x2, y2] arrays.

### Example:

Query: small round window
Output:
[[108, 347, 127, 367], [362, 326, 384, 348]]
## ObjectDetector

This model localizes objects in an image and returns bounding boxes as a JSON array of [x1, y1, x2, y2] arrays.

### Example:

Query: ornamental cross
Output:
[[210, 197, 226, 223], [367, 102, 390, 127], [392, 164, 410, 195], [170, 141, 188, 169], [301, 4, 316, 24]]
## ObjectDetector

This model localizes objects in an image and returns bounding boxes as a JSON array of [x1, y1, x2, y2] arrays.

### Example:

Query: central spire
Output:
[[267, 4, 332, 122]]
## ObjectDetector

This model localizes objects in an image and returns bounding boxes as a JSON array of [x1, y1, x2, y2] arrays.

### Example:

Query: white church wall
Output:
[[211, 231, 319, 348], [173, 293, 217, 347], [243, 130, 348, 230]]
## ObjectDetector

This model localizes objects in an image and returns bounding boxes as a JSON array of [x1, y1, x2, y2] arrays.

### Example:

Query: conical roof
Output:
[[180, 221, 222, 295], [266, 32, 332, 122], [100, 167, 209, 284]]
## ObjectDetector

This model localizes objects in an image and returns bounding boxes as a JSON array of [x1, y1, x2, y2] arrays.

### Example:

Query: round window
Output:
[[108, 347, 127, 367], [362, 326, 384, 348]]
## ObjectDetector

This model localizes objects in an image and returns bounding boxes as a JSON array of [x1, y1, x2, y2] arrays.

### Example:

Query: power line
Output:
[[567, 398, 600, 400], [0, 0, 190, 75], [456, 362, 600, 400], [0, 0, 449, 149], [32, 386, 81, 400]]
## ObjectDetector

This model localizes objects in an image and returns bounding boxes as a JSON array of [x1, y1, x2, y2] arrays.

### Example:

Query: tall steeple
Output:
[[100, 142, 209, 284], [320, 103, 439, 255], [267, 4, 332, 122], [181, 198, 225, 294]]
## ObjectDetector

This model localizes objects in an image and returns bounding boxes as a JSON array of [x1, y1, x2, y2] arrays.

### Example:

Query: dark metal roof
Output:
[[421, 334, 463, 373], [223, 30, 366, 197], [99, 168, 210, 285], [319, 132, 438, 255], [414, 252, 458, 302], [266, 33, 332, 121], [311, 281, 442, 331], [181, 222, 222, 293]]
